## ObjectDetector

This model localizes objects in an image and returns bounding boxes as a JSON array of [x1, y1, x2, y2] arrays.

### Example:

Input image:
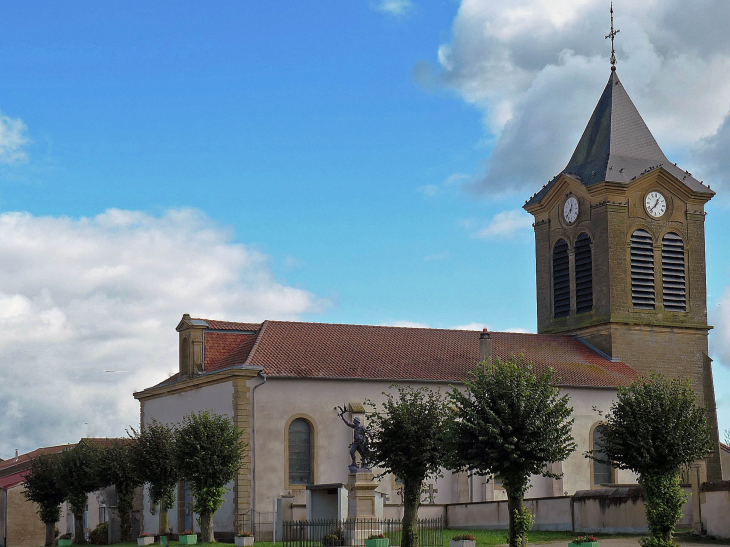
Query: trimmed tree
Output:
[[56, 444, 102, 544], [366, 386, 448, 547], [23, 453, 66, 546], [591, 373, 713, 547], [446, 357, 576, 547], [130, 420, 179, 535], [95, 440, 142, 542], [175, 411, 247, 542]]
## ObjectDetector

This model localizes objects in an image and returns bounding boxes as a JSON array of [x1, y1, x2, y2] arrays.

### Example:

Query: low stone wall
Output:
[[699, 481, 730, 538], [383, 504, 445, 521], [572, 487, 647, 534], [446, 496, 572, 531]]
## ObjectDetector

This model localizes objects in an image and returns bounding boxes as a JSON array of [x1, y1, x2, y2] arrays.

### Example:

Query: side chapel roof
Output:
[[525, 69, 714, 207], [149, 318, 637, 390]]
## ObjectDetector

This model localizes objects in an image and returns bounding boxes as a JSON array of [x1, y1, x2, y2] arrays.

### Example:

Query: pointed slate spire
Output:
[[525, 70, 713, 207]]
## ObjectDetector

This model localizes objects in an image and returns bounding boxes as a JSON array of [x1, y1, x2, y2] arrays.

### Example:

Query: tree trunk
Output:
[[200, 513, 215, 542], [506, 491, 526, 547], [45, 521, 55, 546], [401, 481, 421, 547], [159, 499, 169, 535], [640, 471, 685, 544], [121, 511, 132, 542], [73, 513, 85, 544]]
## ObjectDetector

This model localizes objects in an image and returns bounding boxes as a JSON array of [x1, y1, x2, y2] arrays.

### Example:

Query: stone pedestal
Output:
[[346, 472, 381, 545]]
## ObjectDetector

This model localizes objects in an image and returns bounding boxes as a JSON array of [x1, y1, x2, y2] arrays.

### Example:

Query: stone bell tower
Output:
[[523, 67, 721, 479]]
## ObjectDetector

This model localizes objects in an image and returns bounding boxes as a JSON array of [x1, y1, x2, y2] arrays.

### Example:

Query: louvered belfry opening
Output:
[[553, 239, 570, 318], [575, 233, 593, 314], [662, 232, 687, 311], [630, 229, 656, 309]]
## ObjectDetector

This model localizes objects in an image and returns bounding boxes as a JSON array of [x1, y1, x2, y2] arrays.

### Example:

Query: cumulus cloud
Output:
[[0, 208, 321, 457], [467, 209, 533, 239], [370, 0, 415, 17], [427, 0, 730, 196], [451, 322, 490, 331], [0, 110, 30, 164]]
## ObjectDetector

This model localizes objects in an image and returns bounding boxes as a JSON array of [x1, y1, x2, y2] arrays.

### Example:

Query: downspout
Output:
[[251, 371, 267, 534]]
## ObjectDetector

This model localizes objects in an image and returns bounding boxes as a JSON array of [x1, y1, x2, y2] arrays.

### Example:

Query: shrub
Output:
[[572, 536, 598, 544], [88, 522, 108, 545]]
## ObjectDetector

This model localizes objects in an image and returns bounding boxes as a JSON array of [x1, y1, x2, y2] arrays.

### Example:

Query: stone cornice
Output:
[[133, 367, 262, 402]]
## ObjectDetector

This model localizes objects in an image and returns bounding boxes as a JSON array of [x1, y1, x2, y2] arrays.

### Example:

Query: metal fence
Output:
[[241, 509, 276, 542], [282, 518, 443, 547]]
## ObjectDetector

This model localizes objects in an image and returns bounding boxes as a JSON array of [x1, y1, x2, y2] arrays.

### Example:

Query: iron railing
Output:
[[282, 518, 443, 547], [241, 509, 276, 541]]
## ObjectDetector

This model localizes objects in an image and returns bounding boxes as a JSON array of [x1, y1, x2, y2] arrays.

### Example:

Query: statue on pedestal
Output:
[[336, 405, 371, 473]]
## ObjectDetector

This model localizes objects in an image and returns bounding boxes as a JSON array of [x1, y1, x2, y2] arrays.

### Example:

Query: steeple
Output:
[[525, 70, 714, 207]]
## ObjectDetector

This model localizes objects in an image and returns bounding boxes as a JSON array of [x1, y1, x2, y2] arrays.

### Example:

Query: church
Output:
[[133, 63, 722, 537]]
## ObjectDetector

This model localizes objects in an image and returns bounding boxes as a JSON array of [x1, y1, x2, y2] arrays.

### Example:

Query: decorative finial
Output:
[[605, 2, 620, 69]]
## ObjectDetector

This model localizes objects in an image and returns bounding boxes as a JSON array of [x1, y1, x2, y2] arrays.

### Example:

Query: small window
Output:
[[592, 425, 613, 487], [553, 239, 570, 318], [662, 232, 686, 312], [575, 233, 593, 314], [630, 229, 655, 309], [288, 418, 313, 485]]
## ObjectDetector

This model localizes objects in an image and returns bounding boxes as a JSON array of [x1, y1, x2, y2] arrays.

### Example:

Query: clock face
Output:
[[645, 191, 667, 218], [563, 196, 579, 224]]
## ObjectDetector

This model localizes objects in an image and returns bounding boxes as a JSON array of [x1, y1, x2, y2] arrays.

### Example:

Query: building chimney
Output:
[[479, 328, 492, 363]]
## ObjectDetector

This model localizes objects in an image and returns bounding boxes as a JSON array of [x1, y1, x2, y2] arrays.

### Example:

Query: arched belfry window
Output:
[[662, 232, 686, 312], [575, 233, 593, 314], [288, 418, 313, 485], [630, 229, 655, 309], [553, 239, 570, 318], [591, 424, 614, 487]]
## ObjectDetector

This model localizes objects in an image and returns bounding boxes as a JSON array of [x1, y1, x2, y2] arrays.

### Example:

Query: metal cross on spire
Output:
[[605, 2, 620, 69]]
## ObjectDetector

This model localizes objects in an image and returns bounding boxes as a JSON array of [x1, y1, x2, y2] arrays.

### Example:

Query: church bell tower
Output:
[[523, 49, 721, 477]]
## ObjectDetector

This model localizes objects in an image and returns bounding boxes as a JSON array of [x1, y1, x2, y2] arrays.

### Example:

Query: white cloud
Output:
[[417, 184, 439, 197], [469, 209, 533, 239], [388, 320, 432, 328], [504, 327, 532, 333], [710, 287, 730, 366], [427, 0, 730, 196], [0, 110, 30, 164], [371, 0, 415, 17], [0, 208, 322, 457], [451, 322, 490, 331], [424, 251, 449, 261]]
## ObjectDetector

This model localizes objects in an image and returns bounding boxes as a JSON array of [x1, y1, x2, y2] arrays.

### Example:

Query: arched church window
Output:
[[662, 232, 686, 312], [575, 233, 593, 314], [591, 424, 614, 487], [553, 239, 570, 318], [630, 229, 655, 309], [288, 418, 313, 485]]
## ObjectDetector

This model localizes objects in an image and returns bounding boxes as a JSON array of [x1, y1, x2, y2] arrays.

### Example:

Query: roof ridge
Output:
[[243, 320, 268, 366]]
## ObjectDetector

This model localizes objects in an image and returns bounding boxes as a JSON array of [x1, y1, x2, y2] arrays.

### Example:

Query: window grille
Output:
[[662, 232, 686, 312], [630, 229, 655, 309], [288, 418, 313, 485], [553, 239, 570, 318], [575, 233, 593, 314]]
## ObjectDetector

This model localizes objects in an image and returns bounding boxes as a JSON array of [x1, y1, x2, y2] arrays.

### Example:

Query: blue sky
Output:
[[1, 0, 730, 455]]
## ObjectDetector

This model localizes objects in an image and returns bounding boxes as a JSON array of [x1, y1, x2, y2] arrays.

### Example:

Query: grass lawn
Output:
[[106, 530, 637, 547]]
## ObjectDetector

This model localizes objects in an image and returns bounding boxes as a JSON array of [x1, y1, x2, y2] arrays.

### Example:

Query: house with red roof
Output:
[[134, 64, 722, 539]]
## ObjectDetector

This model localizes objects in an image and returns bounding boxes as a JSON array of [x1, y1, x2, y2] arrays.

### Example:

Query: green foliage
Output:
[[366, 385, 448, 547], [22, 454, 65, 524], [95, 441, 141, 515], [88, 522, 108, 545], [638, 473, 685, 547], [130, 420, 179, 509], [593, 373, 713, 545], [175, 410, 247, 541], [446, 357, 576, 483], [56, 444, 101, 514], [366, 385, 448, 487], [446, 357, 576, 547], [594, 373, 713, 476]]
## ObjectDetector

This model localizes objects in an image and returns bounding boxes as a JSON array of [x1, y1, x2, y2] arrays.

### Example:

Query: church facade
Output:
[[133, 67, 721, 537]]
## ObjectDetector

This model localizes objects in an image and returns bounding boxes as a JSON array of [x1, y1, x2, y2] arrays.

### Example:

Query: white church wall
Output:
[[250, 377, 633, 517], [141, 380, 236, 535]]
